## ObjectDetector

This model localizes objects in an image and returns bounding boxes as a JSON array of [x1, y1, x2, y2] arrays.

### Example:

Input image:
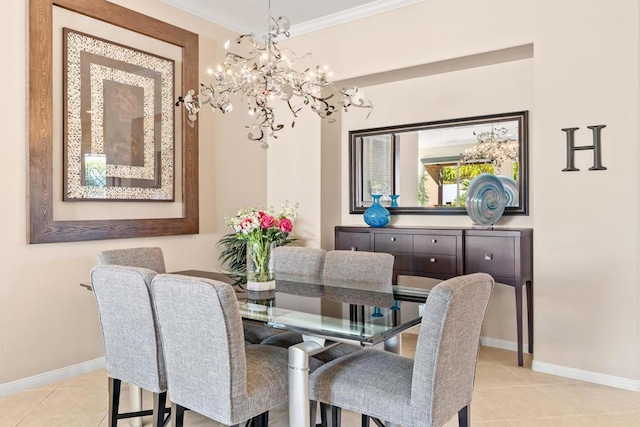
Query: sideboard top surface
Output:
[[336, 226, 532, 236]]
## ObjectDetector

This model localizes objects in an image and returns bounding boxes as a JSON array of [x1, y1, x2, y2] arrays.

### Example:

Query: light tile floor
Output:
[[2, 335, 640, 426]]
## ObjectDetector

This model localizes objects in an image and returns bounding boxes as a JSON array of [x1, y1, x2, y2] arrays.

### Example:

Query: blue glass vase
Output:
[[390, 194, 400, 207], [363, 194, 390, 227]]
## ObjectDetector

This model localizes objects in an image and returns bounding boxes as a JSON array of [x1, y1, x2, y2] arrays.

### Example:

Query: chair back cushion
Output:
[[98, 247, 166, 273], [323, 250, 394, 285], [90, 265, 166, 392], [274, 246, 326, 276], [151, 274, 247, 420], [411, 273, 494, 426]]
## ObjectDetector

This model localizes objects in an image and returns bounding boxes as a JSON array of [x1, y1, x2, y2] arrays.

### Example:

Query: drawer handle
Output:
[[484, 253, 493, 261], [390, 237, 396, 242], [430, 257, 437, 263], [350, 246, 358, 251], [431, 239, 437, 243]]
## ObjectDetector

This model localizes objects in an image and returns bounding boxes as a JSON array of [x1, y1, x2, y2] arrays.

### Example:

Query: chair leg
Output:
[[258, 411, 269, 427], [458, 405, 470, 427], [361, 414, 370, 426], [246, 411, 268, 427], [331, 406, 341, 427], [320, 402, 332, 427], [107, 377, 121, 427], [170, 402, 185, 427], [152, 392, 167, 427]]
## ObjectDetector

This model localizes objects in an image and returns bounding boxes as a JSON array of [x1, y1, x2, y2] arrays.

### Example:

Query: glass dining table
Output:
[[174, 270, 431, 427]]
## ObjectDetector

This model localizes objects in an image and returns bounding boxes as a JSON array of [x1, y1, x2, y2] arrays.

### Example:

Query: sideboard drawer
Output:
[[465, 236, 515, 279], [374, 233, 413, 253], [414, 254, 458, 276], [336, 231, 370, 252], [392, 253, 413, 271], [414, 235, 457, 255]]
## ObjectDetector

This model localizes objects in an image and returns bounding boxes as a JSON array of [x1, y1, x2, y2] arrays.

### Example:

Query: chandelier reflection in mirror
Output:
[[176, 0, 373, 148], [462, 126, 519, 173]]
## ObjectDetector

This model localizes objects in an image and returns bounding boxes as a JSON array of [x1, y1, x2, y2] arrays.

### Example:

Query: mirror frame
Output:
[[349, 111, 529, 215]]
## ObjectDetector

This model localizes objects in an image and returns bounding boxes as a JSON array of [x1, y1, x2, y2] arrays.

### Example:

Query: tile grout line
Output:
[[15, 389, 57, 425]]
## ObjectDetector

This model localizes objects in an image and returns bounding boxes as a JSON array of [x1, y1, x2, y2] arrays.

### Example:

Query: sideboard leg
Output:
[[515, 283, 524, 367], [526, 280, 533, 354]]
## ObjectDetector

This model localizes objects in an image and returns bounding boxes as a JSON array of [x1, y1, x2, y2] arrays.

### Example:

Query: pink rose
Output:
[[278, 218, 293, 233], [240, 218, 253, 230], [260, 214, 276, 229]]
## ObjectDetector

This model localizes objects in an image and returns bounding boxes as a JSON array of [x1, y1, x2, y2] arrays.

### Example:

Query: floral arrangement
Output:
[[217, 202, 298, 286]]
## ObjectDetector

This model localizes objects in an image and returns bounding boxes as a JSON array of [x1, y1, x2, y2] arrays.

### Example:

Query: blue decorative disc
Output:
[[497, 176, 518, 207], [465, 174, 507, 226]]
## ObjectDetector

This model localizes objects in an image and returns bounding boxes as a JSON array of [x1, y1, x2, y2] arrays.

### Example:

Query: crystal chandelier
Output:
[[176, 0, 373, 148], [462, 126, 519, 171]]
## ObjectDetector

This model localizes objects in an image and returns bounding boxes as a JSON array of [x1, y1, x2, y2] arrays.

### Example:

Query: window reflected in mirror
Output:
[[349, 111, 528, 215], [357, 134, 397, 203]]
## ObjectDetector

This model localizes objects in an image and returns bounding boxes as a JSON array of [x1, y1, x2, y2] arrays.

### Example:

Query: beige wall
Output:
[[3, 0, 640, 390], [0, 0, 266, 385], [271, 0, 640, 382]]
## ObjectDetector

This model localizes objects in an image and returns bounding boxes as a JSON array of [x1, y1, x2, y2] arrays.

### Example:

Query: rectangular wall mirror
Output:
[[349, 111, 528, 215]]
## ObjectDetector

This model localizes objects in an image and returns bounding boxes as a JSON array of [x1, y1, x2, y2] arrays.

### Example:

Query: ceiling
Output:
[[160, 0, 423, 37]]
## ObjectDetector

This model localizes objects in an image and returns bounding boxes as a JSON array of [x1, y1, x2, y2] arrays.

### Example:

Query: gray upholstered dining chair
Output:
[[308, 273, 495, 427], [322, 249, 395, 285], [244, 246, 327, 344], [90, 265, 170, 427], [97, 246, 166, 273], [151, 273, 322, 427], [274, 246, 326, 276]]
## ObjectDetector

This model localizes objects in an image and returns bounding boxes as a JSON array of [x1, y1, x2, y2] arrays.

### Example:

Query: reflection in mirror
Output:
[[350, 111, 528, 215], [357, 134, 397, 202]]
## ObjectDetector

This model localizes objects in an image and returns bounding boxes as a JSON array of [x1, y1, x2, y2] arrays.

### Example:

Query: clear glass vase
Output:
[[246, 241, 276, 291]]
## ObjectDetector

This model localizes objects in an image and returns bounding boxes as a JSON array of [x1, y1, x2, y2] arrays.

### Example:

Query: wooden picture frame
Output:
[[28, 0, 199, 243]]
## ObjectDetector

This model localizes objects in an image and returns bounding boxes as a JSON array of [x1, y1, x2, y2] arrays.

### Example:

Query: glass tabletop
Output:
[[84, 269, 431, 346], [173, 271, 431, 346]]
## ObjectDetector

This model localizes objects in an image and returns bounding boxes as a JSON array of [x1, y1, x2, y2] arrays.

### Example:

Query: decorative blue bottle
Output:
[[363, 194, 390, 227], [390, 194, 400, 208]]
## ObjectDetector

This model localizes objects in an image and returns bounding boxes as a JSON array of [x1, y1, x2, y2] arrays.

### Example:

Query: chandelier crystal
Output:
[[176, 0, 373, 148], [462, 126, 519, 171]]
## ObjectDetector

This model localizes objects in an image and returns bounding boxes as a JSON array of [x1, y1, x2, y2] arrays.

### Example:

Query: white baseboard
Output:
[[480, 336, 519, 352], [479, 336, 640, 392], [532, 360, 640, 392], [0, 357, 106, 398]]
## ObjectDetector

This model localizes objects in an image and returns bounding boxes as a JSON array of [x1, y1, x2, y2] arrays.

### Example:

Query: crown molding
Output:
[[289, 0, 423, 38], [160, 0, 252, 33], [161, 0, 424, 37]]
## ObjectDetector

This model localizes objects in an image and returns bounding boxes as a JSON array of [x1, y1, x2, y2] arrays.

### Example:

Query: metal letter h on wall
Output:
[[561, 125, 607, 171]]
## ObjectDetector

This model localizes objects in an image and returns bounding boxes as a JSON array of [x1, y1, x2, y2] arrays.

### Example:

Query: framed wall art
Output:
[[28, 0, 199, 243], [63, 28, 175, 201]]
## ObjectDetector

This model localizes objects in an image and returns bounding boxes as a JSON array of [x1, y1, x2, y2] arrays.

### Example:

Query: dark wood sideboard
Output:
[[335, 226, 533, 366]]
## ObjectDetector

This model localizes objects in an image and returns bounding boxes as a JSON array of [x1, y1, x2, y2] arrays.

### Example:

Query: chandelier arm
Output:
[[286, 100, 302, 118]]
